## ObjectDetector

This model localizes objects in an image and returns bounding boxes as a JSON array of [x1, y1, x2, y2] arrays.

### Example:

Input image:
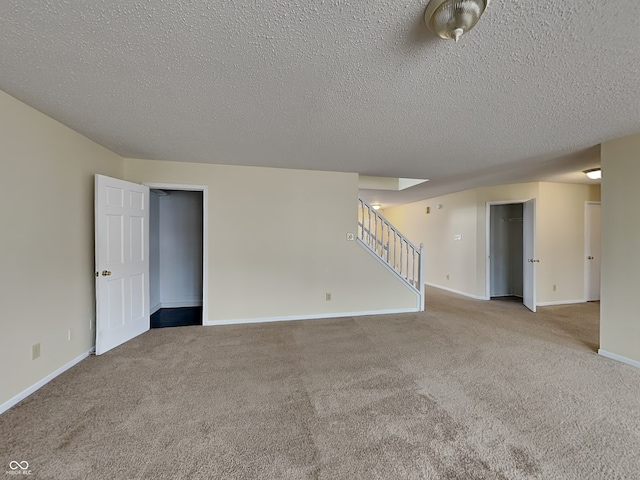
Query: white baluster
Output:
[[412, 248, 415, 285], [386, 224, 390, 262]]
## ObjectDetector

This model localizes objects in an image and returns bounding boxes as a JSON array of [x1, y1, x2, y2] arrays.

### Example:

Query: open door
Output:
[[95, 175, 150, 355], [585, 202, 601, 301], [522, 198, 537, 312]]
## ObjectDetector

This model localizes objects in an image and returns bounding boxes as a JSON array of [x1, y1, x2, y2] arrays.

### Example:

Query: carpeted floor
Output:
[[1, 287, 639, 479]]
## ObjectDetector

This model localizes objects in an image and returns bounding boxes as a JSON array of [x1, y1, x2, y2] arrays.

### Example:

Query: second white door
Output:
[[585, 202, 601, 301], [522, 199, 537, 312]]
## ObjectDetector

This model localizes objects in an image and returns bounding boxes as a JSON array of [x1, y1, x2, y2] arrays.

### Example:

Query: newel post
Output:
[[419, 243, 425, 311]]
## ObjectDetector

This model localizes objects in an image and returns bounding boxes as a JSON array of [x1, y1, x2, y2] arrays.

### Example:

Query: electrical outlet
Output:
[[326, 293, 332, 301], [553, 284, 557, 292], [68, 328, 72, 341], [346, 232, 355, 241], [446, 274, 450, 280], [32, 343, 41, 360]]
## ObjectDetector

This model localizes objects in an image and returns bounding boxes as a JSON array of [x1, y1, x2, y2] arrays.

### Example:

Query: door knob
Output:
[[587, 256, 594, 260], [101, 270, 112, 276]]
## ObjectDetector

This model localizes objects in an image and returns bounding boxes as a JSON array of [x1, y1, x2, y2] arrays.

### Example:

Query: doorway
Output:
[[147, 184, 207, 328], [490, 203, 523, 299], [486, 199, 537, 311]]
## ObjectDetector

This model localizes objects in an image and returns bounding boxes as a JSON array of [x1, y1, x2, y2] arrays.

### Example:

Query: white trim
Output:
[[151, 303, 161, 315], [537, 299, 586, 306], [425, 282, 488, 300], [203, 307, 419, 326], [598, 349, 640, 369], [158, 301, 203, 309], [143, 182, 208, 325], [0, 348, 93, 415], [144, 183, 207, 192]]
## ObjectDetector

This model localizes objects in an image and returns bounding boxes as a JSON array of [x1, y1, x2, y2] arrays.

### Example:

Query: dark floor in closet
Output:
[[491, 296, 523, 303], [151, 307, 202, 328]]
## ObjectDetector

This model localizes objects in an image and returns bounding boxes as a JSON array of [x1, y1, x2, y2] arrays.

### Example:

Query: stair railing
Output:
[[358, 198, 424, 308]]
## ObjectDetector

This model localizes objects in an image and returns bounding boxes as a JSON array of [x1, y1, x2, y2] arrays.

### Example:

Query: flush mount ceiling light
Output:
[[372, 204, 382, 210], [584, 168, 602, 180], [424, 0, 489, 42]]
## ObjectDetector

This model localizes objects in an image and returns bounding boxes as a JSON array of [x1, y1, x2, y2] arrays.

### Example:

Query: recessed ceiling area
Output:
[[0, 1, 637, 203], [359, 176, 429, 191], [361, 145, 603, 208]]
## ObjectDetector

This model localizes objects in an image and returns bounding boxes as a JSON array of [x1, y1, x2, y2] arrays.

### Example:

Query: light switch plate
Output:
[[346, 233, 355, 241]]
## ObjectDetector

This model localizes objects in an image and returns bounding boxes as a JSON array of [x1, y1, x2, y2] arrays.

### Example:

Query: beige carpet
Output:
[[2, 287, 639, 479]]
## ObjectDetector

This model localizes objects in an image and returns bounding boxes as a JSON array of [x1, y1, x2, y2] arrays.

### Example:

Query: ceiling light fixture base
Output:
[[425, 0, 490, 42]]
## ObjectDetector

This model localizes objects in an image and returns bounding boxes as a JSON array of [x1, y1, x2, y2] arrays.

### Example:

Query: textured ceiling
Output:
[[1, 1, 638, 205]]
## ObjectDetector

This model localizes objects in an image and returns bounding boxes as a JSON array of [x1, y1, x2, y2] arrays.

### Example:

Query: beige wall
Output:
[[124, 159, 418, 322], [0, 89, 417, 409], [600, 133, 640, 364], [383, 182, 599, 303], [382, 189, 480, 296], [537, 183, 601, 304], [0, 90, 124, 407]]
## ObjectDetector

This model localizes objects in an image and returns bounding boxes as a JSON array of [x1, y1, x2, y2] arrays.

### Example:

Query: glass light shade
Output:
[[584, 169, 602, 180], [425, 0, 488, 42], [372, 204, 382, 210]]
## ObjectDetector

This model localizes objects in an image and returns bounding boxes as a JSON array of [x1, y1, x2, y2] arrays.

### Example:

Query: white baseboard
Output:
[[537, 299, 586, 307], [428, 286, 589, 308], [424, 282, 487, 300], [204, 307, 419, 327], [598, 349, 640, 369], [159, 301, 203, 309], [0, 348, 94, 415]]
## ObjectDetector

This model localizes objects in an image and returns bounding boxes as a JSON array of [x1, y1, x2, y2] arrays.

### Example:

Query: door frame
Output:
[[584, 201, 601, 302], [485, 199, 535, 307], [144, 183, 209, 324]]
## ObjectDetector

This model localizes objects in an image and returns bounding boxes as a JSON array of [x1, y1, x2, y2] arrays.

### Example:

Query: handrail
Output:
[[357, 198, 425, 309]]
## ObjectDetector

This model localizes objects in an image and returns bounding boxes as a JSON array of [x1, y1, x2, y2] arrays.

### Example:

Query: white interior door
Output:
[[95, 175, 150, 355], [522, 199, 537, 312], [585, 202, 601, 301]]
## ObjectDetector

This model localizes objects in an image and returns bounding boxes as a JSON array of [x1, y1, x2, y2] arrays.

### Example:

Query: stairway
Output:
[[358, 198, 425, 311]]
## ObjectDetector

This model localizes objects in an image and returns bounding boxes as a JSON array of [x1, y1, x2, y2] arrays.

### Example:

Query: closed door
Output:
[[585, 202, 601, 301]]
